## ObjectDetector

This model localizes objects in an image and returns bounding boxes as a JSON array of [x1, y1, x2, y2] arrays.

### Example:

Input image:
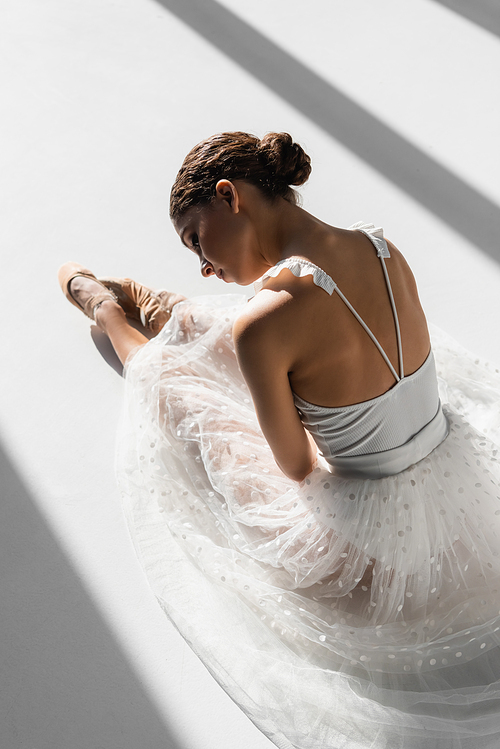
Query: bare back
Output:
[[247, 225, 430, 408]]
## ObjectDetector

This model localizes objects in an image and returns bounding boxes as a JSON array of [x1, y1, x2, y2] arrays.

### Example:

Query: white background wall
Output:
[[1, 1, 499, 747]]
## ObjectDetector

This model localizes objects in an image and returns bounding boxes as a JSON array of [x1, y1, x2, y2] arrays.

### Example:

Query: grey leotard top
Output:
[[254, 222, 449, 479]]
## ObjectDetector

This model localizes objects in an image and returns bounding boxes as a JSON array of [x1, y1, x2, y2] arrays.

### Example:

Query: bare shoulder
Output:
[[382, 236, 420, 295], [232, 286, 298, 363], [234, 263, 336, 373], [383, 234, 412, 264]]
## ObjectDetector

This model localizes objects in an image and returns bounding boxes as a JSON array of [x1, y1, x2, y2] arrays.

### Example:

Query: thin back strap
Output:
[[379, 256, 404, 379], [355, 227, 404, 380], [333, 286, 401, 382]]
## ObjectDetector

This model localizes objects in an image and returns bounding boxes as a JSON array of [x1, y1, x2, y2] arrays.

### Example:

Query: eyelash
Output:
[[191, 234, 200, 249]]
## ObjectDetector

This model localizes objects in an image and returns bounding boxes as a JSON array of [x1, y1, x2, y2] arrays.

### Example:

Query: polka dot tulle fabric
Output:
[[117, 295, 500, 749]]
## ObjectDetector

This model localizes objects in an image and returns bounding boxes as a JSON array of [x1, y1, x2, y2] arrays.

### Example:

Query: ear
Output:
[[214, 179, 240, 213]]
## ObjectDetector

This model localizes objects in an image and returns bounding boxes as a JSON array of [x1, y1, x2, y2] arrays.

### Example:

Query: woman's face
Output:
[[174, 181, 266, 286]]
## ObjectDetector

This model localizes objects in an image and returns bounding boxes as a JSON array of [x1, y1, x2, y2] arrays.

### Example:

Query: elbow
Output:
[[276, 443, 318, 482], [280, 459, 316, 483], [292, 466, 315, 483]]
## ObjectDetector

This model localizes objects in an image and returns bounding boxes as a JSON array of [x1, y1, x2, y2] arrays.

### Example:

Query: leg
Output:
[[68, 276, 148, 366], [94, 300, 148, 366]]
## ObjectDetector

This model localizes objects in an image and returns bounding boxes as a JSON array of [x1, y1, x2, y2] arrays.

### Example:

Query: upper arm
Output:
[[233, 300, 317, 482]]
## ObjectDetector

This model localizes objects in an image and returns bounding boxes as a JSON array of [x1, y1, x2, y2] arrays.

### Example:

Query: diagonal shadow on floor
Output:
[[155, 0, 500, 263], [431, 0, 500, 38], [0, 441, 185, 749]]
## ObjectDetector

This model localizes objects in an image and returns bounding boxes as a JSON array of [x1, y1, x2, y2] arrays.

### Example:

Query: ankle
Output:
[[94, 299, 126, 331]]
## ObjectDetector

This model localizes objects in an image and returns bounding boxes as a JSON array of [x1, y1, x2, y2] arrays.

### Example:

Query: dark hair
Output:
[[169, 131, 312, 220]]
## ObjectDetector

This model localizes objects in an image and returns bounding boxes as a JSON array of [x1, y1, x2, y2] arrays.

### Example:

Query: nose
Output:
[[201, 258, 215, 277]]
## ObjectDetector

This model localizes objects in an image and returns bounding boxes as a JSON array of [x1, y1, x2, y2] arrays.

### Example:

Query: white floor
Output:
[[1, 1, 500, 747]]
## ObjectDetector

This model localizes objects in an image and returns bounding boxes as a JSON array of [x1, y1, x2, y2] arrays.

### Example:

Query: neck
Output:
[[256, 198, 327, 269]]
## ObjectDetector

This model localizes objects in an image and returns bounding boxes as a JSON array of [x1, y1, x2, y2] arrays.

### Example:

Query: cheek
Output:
[[206, 225, 240, 263], [199, 215, 227, 251]]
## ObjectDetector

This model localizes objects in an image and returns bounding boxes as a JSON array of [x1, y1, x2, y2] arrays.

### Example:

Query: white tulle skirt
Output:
[[116, 294, 500, 749]]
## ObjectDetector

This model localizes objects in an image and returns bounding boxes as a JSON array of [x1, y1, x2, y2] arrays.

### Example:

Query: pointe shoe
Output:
[[99, 277, 186, 334], [58, 262, 118, 320]]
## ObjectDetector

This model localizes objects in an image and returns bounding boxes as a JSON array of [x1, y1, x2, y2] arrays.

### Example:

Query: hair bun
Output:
[[258, 132, 311, 187], [170, 131, 312, 219]]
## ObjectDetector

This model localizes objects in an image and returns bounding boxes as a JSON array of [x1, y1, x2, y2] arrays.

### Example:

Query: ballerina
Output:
[[59, 132, 500, 749]]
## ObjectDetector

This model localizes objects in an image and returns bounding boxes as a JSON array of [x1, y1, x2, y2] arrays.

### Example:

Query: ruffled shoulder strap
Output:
[[349, 222, 390, 258], [253, 257, 336, 295], [253, 223, 390, 295]]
